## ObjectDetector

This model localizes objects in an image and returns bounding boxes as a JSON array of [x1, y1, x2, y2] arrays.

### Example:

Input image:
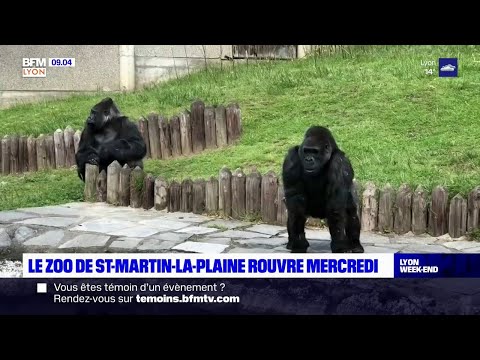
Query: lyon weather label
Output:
[[439, 58, 458, 77]]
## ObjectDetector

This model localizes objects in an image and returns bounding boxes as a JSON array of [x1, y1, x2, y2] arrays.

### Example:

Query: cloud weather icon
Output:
[[440, 64, 456, 72]]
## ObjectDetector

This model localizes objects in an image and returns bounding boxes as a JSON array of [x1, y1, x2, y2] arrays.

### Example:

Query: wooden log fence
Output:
[[0, 100, 242, 176], [3, 100, 479, 239], [83, 163, 480, 239]]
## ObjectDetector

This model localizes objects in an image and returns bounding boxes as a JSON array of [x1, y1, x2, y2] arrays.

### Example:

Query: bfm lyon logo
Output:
[[438, 58, 458, 77], [22, 58, 47, 78]]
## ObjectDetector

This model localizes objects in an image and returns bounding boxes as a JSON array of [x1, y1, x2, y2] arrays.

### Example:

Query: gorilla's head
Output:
[[298, 126, 337, 175], [86, 97, 121, 131]]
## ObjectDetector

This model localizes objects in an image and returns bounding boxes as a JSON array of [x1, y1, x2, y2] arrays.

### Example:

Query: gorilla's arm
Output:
[[75, 129, 99, 180], [282, 146, 309, 252], [325, 150, 354, 212], [98, 118, 147, 165], [324, 150, 360, 252], [282, 146, 304, 203]]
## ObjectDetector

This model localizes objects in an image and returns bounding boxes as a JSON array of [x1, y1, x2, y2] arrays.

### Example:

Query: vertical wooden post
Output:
[[138, 117, 151, 159], [168, 181, 182, 212], [64, 126, 76, 167], [246, 167, 262, 218], [119, 164, 132, 206], [107, 161, 122, 205], [393, 184, 413, 235], [428, 186, 448, 236], [147, 113, 161, 159], [449, 194, 467, 238], [84, 164, 99, 202], [130, 166, 145, 208], [191, 100, 206, 153], [181, 179, 193, 213], [276, 184, 288, 226], [18, 136, 27, 173], [467, 186, 480, 233], [142, 174, 155, 210], [45, 134, 55, 169], [179, 111, 193, 156], [1, 136, 9, 175], [36, 134, 47, 171], [27, 135, 37, 172], [192, 179, 206, 214], [154, 177, 169, 211], [204, 106, 217, 149], [9, 135, 19, 174], [215, 105, 228, 148], [261, 171, 278, 224], [205, 177, 219, 214], [412, 185, 428, 235], [53, 129, 66, 168], [169, 115, 182, 157], [361, 182, 378, 232], [96, 170, 107, 202], [378, 184, 395, 233], [74, 130, 82, 154], [219, 166, 232, 217], [231, 168, 246, 219], [226, 103, 242, 144], [158, 116, 172, 159]]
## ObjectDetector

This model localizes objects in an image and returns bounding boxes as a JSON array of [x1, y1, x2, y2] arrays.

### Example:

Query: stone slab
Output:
[[400, 244, 453, 253], [175, 226, 219, 235], [107, 226, 161, 238], [70, 219, 137, 233], [196, 237, 231, 245], [203, 219, 251, 230], [160, 212, 209, 223], [14, 226, 36, 243], [108, 237, 144, 252], [234, 237, 287, 247], [442, 241, 480, 251], [280, 229, 331, 241], [244, 224, 286, 236], [23, 230, 65, 247], [16, 217, 80, 228], [58, 234, 111, 249], [0, 211, 37, 222], [137, 239, 180, 252], [172, 241, 228, 254], [208, 230, 270, 239], [149, 232, 193, 243], [0, 229, 11, 248], [138, 219, 192, 230]]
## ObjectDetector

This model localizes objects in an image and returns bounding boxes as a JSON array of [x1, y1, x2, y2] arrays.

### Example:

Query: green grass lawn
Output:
[[1, 45, 480, 211]]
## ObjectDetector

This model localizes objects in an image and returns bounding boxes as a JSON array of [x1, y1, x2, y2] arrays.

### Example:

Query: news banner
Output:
[[22, 253, 480, 278], [1, 252, 479, 315]]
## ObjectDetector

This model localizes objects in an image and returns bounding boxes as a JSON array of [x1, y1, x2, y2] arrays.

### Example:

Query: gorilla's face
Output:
[[298, 126, 335, 175], [86, 97, 121, 131]]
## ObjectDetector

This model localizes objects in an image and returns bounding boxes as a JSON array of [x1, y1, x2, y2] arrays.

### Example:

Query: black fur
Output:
[[282, 126, 364, 253], [75, 98, 147, 181]]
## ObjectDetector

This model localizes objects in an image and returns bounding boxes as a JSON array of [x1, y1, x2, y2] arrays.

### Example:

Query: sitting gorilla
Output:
[[282, 126, 364, 253], [75, 97, 147, 181]]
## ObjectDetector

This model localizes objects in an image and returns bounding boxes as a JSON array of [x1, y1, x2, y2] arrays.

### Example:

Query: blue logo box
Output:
[[439, 58, 458, 77]]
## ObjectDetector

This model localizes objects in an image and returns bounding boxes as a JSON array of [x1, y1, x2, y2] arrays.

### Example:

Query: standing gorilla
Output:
[[75, 97, 147, 181], [282, 126, 364, 253]]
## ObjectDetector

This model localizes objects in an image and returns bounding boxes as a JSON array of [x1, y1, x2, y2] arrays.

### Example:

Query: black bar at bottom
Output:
[[1, 278, 479, 315]]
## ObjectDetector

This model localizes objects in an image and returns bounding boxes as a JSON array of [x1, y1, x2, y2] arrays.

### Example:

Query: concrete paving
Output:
[[0, 202, 479, 260]]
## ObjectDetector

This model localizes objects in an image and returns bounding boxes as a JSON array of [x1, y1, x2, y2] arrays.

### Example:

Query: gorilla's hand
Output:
[[87, 153, 100, 165]]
